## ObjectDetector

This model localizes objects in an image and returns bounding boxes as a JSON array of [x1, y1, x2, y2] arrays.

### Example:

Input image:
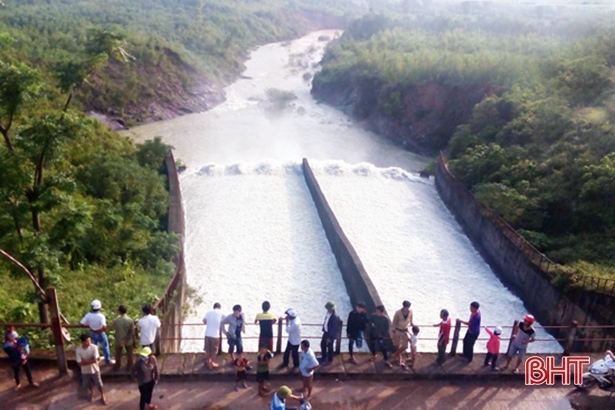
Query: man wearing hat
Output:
[[270, 385, 304, 410], [280, 308, 301, 370], [502, 314, 536, 374], [319, 301, 339, 366], [80, 299, 114, 365]]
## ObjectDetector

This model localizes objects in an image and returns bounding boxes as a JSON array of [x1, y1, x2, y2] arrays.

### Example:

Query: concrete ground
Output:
[[2, 362, 615, 410]]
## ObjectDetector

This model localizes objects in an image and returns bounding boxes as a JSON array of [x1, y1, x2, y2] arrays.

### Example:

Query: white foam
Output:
[[311, 159, 562, 353], [180, 161, 352, 352]]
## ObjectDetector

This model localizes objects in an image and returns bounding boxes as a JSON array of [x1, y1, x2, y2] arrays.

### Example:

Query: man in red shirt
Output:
[[434, 309, 451, 365]]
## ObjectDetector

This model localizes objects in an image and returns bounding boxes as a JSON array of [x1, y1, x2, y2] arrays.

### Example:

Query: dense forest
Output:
[[313, 4, 615, 286], [0, 0, 353, 125], [0, 0, 359, 337]]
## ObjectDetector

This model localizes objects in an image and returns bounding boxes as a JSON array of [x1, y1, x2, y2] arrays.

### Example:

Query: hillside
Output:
[[0, 0, 352, 127], [312, 5, 615, 283]]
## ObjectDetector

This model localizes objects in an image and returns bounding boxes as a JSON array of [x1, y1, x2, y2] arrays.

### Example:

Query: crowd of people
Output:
[[3, 297, 540, 409], [197, 299, 539, 409]]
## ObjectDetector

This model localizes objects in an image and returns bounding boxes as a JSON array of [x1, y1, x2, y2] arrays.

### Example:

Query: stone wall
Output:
[[301, 158, 385, 315], [435, 154, 615, 352], [154, 152, 186, 353]]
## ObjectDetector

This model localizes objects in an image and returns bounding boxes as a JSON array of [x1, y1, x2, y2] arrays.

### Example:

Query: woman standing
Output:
[[133, 347, 159, 410], [2, 327, 39, 391]]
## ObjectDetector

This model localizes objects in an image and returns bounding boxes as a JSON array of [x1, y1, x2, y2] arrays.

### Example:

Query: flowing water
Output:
[[126, 30, 560, 353]]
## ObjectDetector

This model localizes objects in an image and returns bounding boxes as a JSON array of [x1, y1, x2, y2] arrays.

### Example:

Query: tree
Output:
[[0, 62, 41, 150], [54, 28, 133, 112]]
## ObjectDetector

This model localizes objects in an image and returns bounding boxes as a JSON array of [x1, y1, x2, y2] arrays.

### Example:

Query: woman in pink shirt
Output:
[[484, 326, 502, 371]]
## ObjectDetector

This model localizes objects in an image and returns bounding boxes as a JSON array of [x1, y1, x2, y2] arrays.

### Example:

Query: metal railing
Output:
[[4, 316, 615, 376]]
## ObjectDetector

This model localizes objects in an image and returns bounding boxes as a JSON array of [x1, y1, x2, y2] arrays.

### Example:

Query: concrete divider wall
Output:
[[155, 152, 186, 353], [301, 158, 385, 316], [435, 154, 615, 352]]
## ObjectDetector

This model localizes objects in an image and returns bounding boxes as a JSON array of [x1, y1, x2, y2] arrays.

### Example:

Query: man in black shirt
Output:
[[346, 301, 369, 364]]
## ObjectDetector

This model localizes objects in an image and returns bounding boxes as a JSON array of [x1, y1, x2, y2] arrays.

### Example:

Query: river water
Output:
[[126, 30, 560, 353]]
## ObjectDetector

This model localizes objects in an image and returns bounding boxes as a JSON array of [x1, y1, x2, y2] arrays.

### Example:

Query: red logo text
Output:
[[525, 356, 590, 385]]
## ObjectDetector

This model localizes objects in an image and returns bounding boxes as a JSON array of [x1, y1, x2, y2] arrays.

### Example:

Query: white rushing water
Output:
[[126, 30, 560, 353], [181, 162, 351, 352], [311, 161, 562, 353]]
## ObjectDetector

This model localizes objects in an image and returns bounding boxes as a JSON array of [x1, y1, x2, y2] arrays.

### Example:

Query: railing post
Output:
[[276, 318, 283, 354], [218, 329, 222, 357], [154, 328, 161, 356], [335, 319, 343, 355], [449, 319, 462, 357], [563, 321, 578, 356], [506, 320, 520, 356], [46, 287, 68, 376]]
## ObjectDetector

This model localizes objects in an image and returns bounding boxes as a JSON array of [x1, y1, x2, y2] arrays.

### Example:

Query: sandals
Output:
[[512, 368, 519, 374]]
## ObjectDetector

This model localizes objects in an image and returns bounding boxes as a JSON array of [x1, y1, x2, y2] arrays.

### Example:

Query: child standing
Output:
[[484, 326, 502, 371], [434, 309, 451, 366], [256, 344, 273, 396], [407, 326, 420, 368], [233, 352, 249, 391]]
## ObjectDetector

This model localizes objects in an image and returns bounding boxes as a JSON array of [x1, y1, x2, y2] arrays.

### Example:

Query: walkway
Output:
[[97, 352, 604, 381]]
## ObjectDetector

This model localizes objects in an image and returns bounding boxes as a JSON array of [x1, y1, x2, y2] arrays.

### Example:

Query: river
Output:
[[126, 30, 560, 353]]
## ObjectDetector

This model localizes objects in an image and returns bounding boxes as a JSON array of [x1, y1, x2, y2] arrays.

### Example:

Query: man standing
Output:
[[319, 301, 339, 366], [459, 301, 481, 362], [368, 305, 393, 368], [80, 299, 113, 365], [255, 301, 277, 352], [346, 301, 369, 364], [391, 300, 413, 369], [202, 302, 225, 369], [502, 314, 536, 374], [76, 333, 107, 405], [280, 308, 301, 370], [298, 340, 319, 399], [137, 304, 161, 350], [221, 304, 245, 363], [112, 305, 134, 370]]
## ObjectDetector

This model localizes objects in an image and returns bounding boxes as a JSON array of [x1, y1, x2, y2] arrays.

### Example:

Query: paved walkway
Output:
[[2, 354, 614, 409], [97, 352, 603, 381]]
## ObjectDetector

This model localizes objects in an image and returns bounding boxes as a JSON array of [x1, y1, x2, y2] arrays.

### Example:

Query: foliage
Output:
[[315, 5, 615, 281], [0, 0, 355, 122], [0, 32, 178, 325]]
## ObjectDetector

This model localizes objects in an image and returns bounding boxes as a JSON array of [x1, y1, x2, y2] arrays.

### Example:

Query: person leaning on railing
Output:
[[368, 305, 393, 369]]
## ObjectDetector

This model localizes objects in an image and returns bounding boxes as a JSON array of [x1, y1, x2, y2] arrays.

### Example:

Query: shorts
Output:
[[204, 337, 219, 355], [507, 344, 527, 360], [393, 330, 409, 350], [256, 371, 269, 382], [259, 336, 274, 352], [228, 338, 244, 354], [81, 371, 103, 388], [235, 370, 247, 382], [301, 375, 313, 388]]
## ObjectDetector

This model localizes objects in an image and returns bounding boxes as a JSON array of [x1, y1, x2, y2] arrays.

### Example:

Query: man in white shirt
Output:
[[137, 304, 161, 349], [202, 302, 225, 369], [298, 340, 319, 399], [280, 308, 301, 370], [76, 333, 107, 405], [80, 299, 113, 365]]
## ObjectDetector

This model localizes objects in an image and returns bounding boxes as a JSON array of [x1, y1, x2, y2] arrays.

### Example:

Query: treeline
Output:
[[0, 0, 353, 123], [0, 25, 182, 329], [314, 7, 615, 282]]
